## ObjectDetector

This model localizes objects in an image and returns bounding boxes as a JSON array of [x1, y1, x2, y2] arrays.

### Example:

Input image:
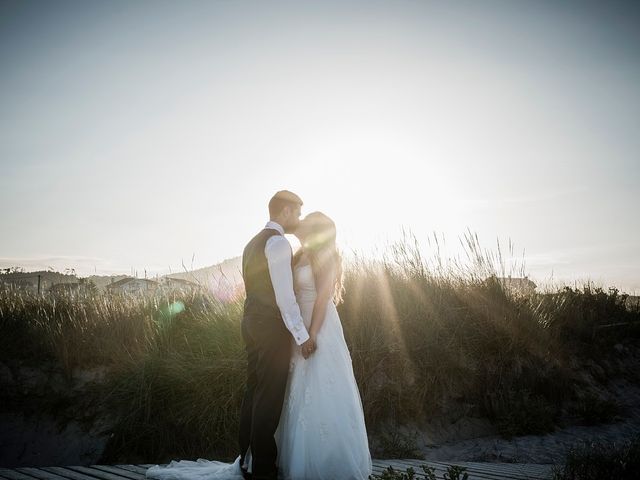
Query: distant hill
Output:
[[0, 256, 244, 298], [0, 270, 132, 293], [164, 256, 243, 300], [0, 270, 78, 292]]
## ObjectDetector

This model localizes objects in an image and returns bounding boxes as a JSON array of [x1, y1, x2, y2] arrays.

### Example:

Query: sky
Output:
[[1, 0, 639, 293]]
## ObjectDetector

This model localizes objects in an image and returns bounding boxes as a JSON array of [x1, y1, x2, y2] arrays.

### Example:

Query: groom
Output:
[[238, 190, 317, 480]]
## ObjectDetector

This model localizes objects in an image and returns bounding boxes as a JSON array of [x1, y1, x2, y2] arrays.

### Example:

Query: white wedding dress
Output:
[[146, 263, 372, 480]]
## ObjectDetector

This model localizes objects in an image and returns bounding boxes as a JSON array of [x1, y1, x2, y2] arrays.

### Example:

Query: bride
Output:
[[146, 212, 372, 480]]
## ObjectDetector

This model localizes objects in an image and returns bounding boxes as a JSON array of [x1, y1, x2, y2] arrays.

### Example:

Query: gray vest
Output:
[[242, 228, 293, 319]]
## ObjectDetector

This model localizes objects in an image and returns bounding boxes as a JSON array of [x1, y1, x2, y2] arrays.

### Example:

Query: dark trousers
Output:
[[238, 313, 292, 480]]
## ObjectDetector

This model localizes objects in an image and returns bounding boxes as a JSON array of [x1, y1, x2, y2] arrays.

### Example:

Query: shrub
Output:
[[552, 435, 640, 480]]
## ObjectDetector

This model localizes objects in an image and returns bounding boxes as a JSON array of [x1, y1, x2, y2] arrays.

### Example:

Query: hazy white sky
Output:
[[1, 0, 639, 292]]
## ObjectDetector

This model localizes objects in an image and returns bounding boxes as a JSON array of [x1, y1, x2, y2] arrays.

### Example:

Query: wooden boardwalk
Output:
[[0, 460, 555, 480]]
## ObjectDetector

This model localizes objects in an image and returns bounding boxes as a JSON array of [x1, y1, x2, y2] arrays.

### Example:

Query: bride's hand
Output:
[[301, 337, 316, 359]]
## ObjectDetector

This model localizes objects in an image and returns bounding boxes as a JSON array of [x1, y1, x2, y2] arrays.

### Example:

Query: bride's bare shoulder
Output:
[[293, 248, 311, 267]]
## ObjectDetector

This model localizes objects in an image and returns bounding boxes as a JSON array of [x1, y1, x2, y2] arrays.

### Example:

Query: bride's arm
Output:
[[309, 264, 336, 341]]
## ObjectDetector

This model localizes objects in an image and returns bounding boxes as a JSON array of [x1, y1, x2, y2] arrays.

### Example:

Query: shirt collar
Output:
[[265, 220, 285, 236]]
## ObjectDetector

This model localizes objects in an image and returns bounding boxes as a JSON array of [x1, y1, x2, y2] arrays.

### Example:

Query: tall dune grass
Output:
[[1, 231, 638, 462]]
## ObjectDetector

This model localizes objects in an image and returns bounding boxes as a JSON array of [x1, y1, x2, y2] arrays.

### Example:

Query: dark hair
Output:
[[268, 190, 303, 218]]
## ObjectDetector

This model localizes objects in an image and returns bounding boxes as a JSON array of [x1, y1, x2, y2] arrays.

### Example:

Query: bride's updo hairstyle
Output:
[[303, 211, 345, 305]]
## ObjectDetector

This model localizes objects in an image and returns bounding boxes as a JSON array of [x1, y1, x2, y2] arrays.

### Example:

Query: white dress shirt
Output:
[[264, 221, 310, 345]]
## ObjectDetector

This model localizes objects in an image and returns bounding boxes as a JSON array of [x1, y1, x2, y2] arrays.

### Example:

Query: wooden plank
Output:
[[14, 469, 69, 480], [428, 460, 545, 480], [86, 467, 143, 480], [0, 460, 555, 480], [370, 465, 387, 473], [440, 461, 552, 480], [0, 470, 41, 480], [64, 466, 131, 480], [40, 467, 101, 480], [431, 461, 552, 480], [110, 467, 147, 476], [464, 462, 552, 479], [371, 466, 426, 479]]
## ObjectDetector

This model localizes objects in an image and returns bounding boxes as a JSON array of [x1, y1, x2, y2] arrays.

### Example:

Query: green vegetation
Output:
[[376, 428, 423, 459], [1, 232, 638, 462], [552, 434, 640, 480], [369, 464, 466, 480]]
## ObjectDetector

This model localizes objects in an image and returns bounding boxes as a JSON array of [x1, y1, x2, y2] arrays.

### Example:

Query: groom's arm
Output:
[[265, 235, 310, 346]]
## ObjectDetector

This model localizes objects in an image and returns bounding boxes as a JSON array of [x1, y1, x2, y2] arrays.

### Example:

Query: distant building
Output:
[[106, 277, 158, 295], [158, 277, 203, 294], [495, 276, 537, 295]]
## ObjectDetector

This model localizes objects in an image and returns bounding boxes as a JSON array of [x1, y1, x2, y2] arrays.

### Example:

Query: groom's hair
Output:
[[269, 190, 303, 218]]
